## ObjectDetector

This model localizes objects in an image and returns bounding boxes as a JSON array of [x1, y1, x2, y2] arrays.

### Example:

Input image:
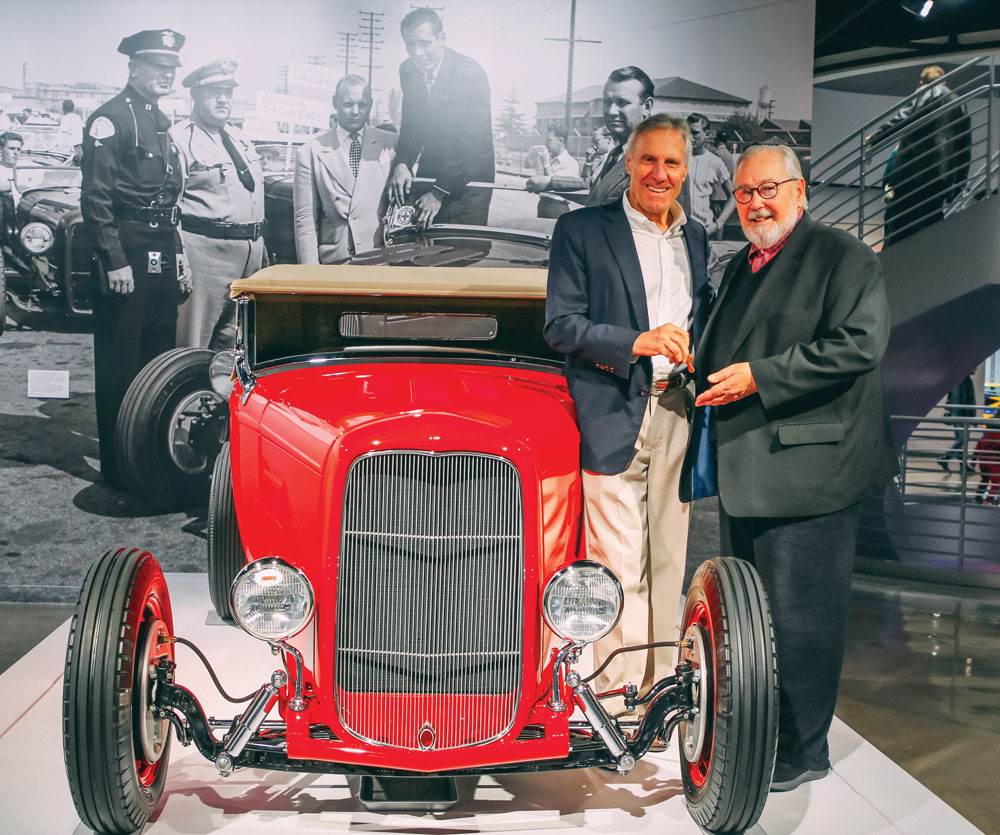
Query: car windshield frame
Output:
[[230, 264, 563, 373]]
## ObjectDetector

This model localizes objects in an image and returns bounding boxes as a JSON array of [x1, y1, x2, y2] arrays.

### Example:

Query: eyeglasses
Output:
[[732, 178, 798, 204]]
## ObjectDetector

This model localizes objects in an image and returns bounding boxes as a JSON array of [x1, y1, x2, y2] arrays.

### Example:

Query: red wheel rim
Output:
[[133, 579, 173, 788], [685, 599, 715, 788]]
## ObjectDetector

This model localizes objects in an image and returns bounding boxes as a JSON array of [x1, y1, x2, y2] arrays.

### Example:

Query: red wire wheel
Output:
[[63, 548, 175, 834], [679, 557, 779, 833]]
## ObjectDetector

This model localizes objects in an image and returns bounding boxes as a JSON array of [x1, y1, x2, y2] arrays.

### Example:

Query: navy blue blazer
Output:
[[544, 199, 713, 474]]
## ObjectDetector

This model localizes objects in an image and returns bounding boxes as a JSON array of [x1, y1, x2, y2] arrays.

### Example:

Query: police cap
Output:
[[118, 29, 185, 67], [183, 59, 240, 89]]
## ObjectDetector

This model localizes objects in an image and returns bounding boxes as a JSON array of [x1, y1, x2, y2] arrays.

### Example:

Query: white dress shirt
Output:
[[622, 191, 693, 378]]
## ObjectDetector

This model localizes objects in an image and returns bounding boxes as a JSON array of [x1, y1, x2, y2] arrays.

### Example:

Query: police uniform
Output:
[[171, 60, 265, 349], [81, 29, 186, 485]]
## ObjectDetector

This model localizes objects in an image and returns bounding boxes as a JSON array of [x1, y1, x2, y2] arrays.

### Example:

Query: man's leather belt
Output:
[[646, 370, 690, 396], [120, 206, 180, 227], [182, 215, 266, 241]]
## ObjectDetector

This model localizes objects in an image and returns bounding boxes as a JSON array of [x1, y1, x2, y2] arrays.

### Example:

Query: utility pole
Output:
[[359, 10, 384, 90], [22, 62, 28, 93], [337, 32, 358, 76], [544, 0, 600, 134]]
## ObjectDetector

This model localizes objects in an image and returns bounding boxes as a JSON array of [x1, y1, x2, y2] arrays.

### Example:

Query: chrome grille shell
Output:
[[334, 450, 525, 750]]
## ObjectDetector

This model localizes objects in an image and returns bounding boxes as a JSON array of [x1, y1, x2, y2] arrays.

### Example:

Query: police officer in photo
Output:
[[81, 29, 191, 486], [171, 59, 265, 349]]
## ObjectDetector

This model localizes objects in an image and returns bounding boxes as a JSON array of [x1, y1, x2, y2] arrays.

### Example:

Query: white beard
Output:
[[742, 209, 796, 249]]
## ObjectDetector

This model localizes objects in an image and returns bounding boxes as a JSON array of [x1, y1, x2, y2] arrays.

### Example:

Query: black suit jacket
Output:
[[544, 200, 712, 474], [685, 213, 898, 516], [396, 48, 495, 197]]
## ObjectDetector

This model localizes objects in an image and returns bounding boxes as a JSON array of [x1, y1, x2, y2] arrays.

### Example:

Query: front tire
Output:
[[208, 441, 246, 621], [116, 348, 228, 510], [680, 557, 779, 833], [62, 548, 174, 834]]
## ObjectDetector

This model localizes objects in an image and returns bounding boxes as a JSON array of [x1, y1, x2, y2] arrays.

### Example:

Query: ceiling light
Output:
[[901, 0, 934, 18]]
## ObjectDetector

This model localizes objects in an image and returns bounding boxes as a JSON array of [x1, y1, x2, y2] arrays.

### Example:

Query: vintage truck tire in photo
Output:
[[116, 347, 228, 511]]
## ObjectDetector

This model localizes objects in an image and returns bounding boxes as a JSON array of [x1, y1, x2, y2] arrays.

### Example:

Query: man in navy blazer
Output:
[[545, 114, 713, 698]]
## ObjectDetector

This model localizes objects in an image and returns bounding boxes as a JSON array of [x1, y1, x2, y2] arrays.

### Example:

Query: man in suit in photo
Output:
[[293, 75, 397, 264], [388, 7, 494, 229], [690, 144, 898, 791], [545, 114, 713, 698], [527, 66, 654, 209]]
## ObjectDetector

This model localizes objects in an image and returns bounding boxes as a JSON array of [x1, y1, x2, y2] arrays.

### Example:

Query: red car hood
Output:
[[249, 360, 578, 470]]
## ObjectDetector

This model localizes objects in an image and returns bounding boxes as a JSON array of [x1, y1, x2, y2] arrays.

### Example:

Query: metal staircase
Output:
[[809, 56, 1000, 585]]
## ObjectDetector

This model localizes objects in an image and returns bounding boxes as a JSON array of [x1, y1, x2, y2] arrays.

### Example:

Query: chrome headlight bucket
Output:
[[20, 221, 54, 254], [208, 350, 236, 398], [542, 560, 623, 644], [230, 558, 315, 641]]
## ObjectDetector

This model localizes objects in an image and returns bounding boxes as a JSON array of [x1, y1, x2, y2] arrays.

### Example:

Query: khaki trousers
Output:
[[582, 387, 690, 697], [177, 232, 264, 349]]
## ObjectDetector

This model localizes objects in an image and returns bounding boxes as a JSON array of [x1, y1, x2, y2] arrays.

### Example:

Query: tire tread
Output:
[[681, 556, 779, 833]]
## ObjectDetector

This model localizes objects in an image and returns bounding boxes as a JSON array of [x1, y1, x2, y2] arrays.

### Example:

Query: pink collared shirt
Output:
[[748, 210, 803, 273]]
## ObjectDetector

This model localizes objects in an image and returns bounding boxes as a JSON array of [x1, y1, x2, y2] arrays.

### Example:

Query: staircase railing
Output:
[[810, 56, 997, 250]]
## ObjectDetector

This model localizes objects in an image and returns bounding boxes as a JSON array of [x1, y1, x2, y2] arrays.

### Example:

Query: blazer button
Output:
[[640, 388, 649, 397]]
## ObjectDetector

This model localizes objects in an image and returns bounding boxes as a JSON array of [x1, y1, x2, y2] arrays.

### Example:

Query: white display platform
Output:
[[0, 573, 984, 835]]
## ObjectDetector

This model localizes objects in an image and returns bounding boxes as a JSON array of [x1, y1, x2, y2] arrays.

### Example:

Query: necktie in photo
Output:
[[597, 145, 622, 183], [424, 71, 435, 98], [219, 126, 255, 192], [349, 132, 361, 178]]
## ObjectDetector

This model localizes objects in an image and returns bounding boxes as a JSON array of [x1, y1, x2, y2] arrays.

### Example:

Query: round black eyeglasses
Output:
[[732, 178, 798, 204]]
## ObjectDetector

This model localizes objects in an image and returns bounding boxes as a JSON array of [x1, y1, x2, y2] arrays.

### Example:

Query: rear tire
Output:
[[680, 557, 779, 833], [208, 441, 246, 621], [116, 348, 227, 510], [62, 548, 174, 834]]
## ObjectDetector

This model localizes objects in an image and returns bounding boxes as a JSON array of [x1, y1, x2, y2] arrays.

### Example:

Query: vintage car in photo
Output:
[[113, 179, 555, 510], [0, 127, 89, 333], [63, 264, 778, 835]]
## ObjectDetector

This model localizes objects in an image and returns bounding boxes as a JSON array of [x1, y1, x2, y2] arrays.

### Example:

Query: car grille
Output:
[[335, 450, 524, 750]]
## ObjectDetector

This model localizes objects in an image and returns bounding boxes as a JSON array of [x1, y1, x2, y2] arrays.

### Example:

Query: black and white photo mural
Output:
[[1, 0, 815, 261], [0, 0, 815, 600]]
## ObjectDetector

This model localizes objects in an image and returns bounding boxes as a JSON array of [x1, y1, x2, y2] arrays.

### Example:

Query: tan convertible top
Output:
[[230, 264, 547, 299]]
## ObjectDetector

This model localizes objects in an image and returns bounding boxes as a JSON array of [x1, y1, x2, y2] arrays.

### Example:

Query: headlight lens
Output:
[[209, 350, 236, 398], [542, 560, 623, 643], [20, 222, 54, 254], [230, 558, 315, 641]]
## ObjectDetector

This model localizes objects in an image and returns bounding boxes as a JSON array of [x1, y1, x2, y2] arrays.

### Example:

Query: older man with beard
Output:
[[685, 145, 897, 792]]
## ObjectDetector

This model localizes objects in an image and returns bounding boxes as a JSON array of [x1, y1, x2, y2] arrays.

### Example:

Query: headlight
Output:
[[230, 558, 315, 641], [542, 560, 623, 644], [20, 222, 54, 254], [209, 350, 236, 398]]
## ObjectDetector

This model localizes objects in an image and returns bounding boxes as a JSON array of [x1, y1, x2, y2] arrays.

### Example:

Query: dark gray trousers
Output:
[[720, 501, 861, 770]]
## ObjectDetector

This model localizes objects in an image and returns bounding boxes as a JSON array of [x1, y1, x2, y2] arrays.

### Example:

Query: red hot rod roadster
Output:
[[62, 265, 778, 834]]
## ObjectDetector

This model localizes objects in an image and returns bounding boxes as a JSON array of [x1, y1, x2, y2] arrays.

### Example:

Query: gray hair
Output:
[[735, 144, 808, 209], [625, 114, 692, 165], [333, 74, 371, 102]]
